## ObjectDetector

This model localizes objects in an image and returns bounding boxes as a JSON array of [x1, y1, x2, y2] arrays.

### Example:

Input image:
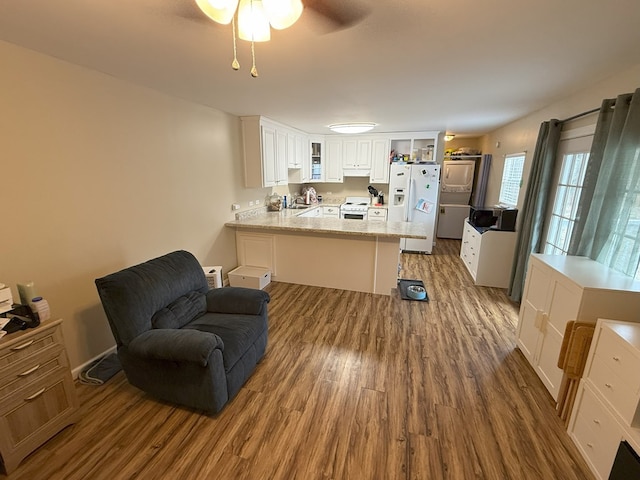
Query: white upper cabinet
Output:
[[241, 116, 288, 187], [370, 138, 390, 183], [324, 138, 343, 183]]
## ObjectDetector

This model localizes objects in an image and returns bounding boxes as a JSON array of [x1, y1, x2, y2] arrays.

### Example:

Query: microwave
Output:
[[469, 206, 518, 231]]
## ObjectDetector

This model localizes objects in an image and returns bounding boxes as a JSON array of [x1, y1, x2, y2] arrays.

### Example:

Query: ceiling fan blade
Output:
[[303, 0, 370, 30]]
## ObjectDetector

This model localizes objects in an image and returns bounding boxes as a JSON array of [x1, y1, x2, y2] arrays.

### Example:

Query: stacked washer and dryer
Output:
[[436, 158, 486, 239]]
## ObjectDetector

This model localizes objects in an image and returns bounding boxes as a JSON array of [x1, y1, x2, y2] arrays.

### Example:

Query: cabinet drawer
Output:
[[571, 386, 622, 479], [595, 325, 640, 390], [0, 321, 64, 370], [589, 355, 639, 425], [0, 371, 78, 467], [323, 206, 340, 218], [0, 347, 67, 400], [368, 208, 387, 221]]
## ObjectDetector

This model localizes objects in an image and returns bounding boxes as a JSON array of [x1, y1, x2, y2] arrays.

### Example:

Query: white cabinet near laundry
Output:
[[516, 254, 640, 401]]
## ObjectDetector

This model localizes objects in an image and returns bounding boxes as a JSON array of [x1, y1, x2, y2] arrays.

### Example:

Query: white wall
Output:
[[481, 64, 640, 209], [0, 41, 270, 369]]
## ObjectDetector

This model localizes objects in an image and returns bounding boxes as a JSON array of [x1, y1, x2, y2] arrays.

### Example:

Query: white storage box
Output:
[[202, 266, 223, 289], [228, 266, 271, 290]]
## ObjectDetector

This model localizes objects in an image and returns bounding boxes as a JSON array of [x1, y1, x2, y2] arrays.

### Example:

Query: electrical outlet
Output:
[[232, 203, 240, 211], [249, 201, 254, 206], [255, 199, 261, 205]]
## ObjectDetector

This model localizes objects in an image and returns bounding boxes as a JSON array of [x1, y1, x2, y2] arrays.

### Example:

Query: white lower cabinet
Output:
[[297, 207, 322, 218], [459, 220, 516, 288], [568, 319, 640, 480], [368, 207, 387, 222], [322, 206, 340, 218], [516, 254, 640, 401]]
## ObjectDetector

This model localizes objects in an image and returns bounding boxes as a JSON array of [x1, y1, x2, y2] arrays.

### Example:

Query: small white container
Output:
[[30, 296, 50, 322], [228, 266, 271, 290], [202, 266, 223, 289]]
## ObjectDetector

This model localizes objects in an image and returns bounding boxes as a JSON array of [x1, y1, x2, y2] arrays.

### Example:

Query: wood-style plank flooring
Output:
[[1, 239, 594, 479]]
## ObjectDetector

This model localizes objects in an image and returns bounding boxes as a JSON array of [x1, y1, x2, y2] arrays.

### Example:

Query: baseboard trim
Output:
[[72, 345, 117, 379]]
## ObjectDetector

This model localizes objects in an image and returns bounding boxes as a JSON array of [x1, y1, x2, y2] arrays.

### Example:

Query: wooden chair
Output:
[[556, 320, 595, 426]]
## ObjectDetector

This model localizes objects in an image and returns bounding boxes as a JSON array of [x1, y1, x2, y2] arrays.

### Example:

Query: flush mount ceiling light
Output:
[[444, 134, 456, 141], [328, 123, 377, 134], [195, 0, 303, 77]]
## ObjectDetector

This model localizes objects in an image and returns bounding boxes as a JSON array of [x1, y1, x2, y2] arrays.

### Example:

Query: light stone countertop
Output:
[[225, 205, 426, 239]]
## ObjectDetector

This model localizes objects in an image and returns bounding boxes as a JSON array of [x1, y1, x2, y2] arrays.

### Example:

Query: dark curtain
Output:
[[508, 120, 562, 302], [568, 88, 640, 277]]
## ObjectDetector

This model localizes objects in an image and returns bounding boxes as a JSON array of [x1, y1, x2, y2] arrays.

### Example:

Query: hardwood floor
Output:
[[1, 239, 594, 479]]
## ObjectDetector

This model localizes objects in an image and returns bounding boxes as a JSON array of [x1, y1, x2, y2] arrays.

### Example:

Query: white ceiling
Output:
[[1, 0, 639, 136]]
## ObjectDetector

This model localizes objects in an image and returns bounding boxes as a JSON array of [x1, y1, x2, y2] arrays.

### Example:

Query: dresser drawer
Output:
[[571, 386, 622, 479], [590, 353, 640, 425], [595, 324, 640, 391], [0, 370, 78, 467], [0, 321, 64, 370], [0, 347, 67, 400]]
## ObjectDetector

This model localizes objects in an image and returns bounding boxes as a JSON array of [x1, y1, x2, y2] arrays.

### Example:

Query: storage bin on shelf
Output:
[[228, 266, 271, 290]]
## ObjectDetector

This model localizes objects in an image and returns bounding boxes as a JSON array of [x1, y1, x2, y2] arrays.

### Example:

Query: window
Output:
[[544, 152, 589, 254], [543, 125, 594, 255], [499, 153, 525, 207]]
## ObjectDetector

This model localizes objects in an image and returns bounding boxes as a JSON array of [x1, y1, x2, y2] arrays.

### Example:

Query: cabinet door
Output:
[[236, 232, 275, 274], [342, 139, 357, 168], [370, 139, 390, 183], [356, 139, 372, 169], [287, 132, 298, 168], [516, 257, 552, 365], [325, 139, 343, 183], [275, 130, 288, 184], [261, 125, 277, 187]]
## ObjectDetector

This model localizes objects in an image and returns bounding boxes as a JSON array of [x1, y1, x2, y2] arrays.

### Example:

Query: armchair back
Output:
[[95, 250, 208, 346]]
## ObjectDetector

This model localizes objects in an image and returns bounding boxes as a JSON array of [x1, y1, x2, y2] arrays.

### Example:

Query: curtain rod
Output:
[[559, 107, 600, 124]]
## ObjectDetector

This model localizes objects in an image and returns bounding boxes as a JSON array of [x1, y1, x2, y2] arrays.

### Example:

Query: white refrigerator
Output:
[[388, 163, 441, 253]]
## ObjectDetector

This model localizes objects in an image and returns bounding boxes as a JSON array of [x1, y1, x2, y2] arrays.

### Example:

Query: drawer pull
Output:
[[11, 340, 35, 351], [18, 364, 41, 376], [612, 356, 620, 361], [587, 443, 594, 448], [593, 419, 600, 425], [605, 383, 612, 389], [25, 387, 46, 401]]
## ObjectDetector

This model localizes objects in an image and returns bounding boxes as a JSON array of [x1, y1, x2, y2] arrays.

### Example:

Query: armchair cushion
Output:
[[151, 291, 206, 330], [127, 328, 223, 366]]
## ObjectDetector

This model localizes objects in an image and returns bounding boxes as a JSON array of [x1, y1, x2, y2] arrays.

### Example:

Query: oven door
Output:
[[341, 211, 367, 220]]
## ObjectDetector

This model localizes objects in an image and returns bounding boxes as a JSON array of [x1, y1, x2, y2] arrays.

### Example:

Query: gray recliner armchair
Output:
[[95, 250, 270, 414]]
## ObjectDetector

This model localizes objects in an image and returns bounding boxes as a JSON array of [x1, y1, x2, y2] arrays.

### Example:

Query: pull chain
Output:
[[231, 13, 239, 70], [250, 39, 258, 77]]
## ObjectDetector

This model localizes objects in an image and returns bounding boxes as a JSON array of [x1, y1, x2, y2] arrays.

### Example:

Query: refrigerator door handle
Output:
[[408, 178, 416, 222]]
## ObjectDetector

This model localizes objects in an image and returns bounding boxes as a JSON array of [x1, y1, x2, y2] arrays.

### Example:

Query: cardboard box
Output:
[[228, 266, 271, 290]]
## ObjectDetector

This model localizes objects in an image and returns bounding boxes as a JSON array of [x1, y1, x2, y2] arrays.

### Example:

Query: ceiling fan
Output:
[[181, 0, 370, 76]]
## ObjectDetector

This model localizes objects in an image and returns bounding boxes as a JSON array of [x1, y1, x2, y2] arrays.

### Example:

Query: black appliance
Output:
[[609, 441, 640, 479], [469, 206, 518, 231]]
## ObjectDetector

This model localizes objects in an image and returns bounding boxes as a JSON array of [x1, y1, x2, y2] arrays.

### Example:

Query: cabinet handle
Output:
[[612, 356, 620, 361], [11, 340, 34, 351], [25, 387, 46, 401], [605, 383, 612, 389], [592, 419, 600, 425], [586, 443, 594, 448], [19, 364, 41, 376]]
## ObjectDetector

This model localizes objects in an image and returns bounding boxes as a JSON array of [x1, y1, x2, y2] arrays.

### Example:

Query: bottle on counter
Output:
[[30, 296, 50, 323]]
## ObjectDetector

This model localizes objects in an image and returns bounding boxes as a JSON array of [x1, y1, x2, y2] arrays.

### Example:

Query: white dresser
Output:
[[568, 319, 640, 479], [459, 219, 517, 288], [516, 254, 640, 401]]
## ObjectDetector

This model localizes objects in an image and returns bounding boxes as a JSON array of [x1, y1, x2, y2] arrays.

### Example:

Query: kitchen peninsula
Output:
[[225, 207, 428, 295]]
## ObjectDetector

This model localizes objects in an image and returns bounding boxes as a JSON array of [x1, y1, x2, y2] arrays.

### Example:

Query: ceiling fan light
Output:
[[195, 0, 239, 25], [328, 123, 377, 134], [262, 0, 303, 30], [444, 134, 456, 141], [238, 0, 271, 42]]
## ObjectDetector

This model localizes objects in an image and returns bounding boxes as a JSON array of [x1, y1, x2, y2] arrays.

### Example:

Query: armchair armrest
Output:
[[127, 329, 223, 367], [206, 287, 270, 315]]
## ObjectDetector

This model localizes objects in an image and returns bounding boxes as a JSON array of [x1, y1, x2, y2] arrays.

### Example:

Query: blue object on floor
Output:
[[398, 279, 429, 302]]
